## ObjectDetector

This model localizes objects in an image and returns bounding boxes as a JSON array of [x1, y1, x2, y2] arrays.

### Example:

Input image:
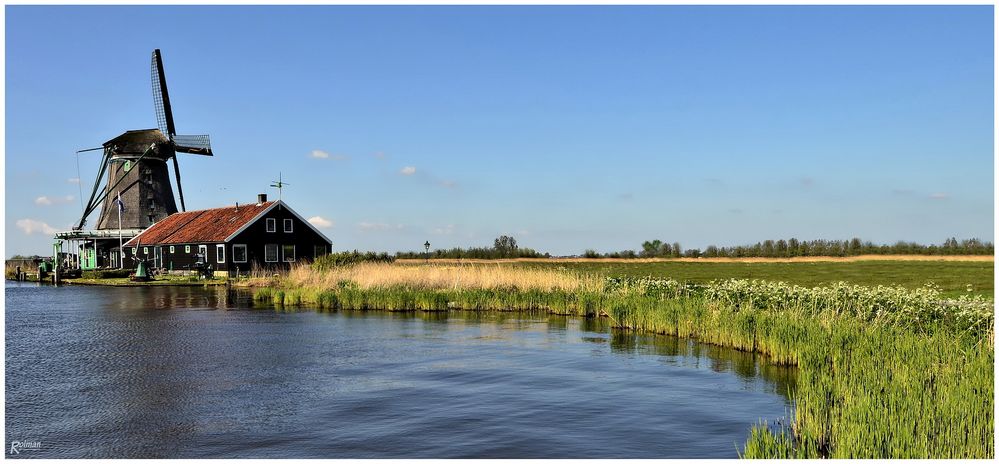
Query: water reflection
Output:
[[7, 285, 796, 458], [610, 331, 796, 400]]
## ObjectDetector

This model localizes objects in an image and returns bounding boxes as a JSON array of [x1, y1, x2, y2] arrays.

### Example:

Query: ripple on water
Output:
[[5, 285, 795, 458]]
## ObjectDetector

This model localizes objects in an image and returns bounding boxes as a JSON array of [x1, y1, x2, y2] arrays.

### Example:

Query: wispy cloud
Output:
[[617, 193, 634, 202], [728, 208, 744, 214], [358, 222, 404, 232], [431, 224, 456, 235], [372, 151, 387, 160], [929, 192, 951, 200], [891, 188, 914, 195], [16, 219, 57, 235], [34, 195, 74, 206], [67, 177, 80, 184], [310, 149, 347, 160], [799, 177, 815, 188], [400, 166, 458, 189], [307, 216, 334, 228]]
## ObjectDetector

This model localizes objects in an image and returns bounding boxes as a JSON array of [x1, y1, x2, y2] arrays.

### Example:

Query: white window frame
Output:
[[265, 244, 279, 263], [143, 247, 149, 255], [169, 245, 175, 254], [232, 244, 248, 263], [284, 218, 293, 233], [216, 244, 225, 263], [282, 244, 296, 262], [185, 245, 191, 253], [198, 245, 208, 263], [266, 218, 276, 233]]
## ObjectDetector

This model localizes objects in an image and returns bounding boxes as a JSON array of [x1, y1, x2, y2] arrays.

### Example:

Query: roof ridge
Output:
[[183, 201, 273, 214]]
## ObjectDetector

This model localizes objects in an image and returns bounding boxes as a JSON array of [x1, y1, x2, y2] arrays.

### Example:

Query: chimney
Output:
[[235, 202, 239, 211], [257, 193, 267, 205]]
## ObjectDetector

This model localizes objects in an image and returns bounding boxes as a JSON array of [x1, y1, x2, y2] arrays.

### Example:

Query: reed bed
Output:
[[247, 264, 994, 459], [256, 262, 605, 293]]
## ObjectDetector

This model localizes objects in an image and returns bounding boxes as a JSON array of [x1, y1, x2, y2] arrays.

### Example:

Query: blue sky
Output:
[[5, 5, 994, 256]]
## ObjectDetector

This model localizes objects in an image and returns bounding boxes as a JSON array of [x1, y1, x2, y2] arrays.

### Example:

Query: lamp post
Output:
[[424, 241, 430, 263]]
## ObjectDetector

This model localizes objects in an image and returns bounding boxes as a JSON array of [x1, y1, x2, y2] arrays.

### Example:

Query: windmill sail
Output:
[[173, 134, 213, 156], [151, 49, 176, 137]]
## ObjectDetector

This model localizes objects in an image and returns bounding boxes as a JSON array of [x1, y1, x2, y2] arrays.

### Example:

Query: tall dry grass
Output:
[[278, 262, 602, 292]]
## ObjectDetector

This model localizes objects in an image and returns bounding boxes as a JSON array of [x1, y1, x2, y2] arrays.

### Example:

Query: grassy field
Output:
[[497, 260, 993, 298]]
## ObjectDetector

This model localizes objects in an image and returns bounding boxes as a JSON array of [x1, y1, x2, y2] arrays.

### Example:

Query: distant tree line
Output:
[[582, 237, 993, 259], [314, 236, 992, 265], [395, 235, 550, 260]]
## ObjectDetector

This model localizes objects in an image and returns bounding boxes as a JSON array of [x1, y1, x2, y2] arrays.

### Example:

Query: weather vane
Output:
[[270, 172, 290, 201]]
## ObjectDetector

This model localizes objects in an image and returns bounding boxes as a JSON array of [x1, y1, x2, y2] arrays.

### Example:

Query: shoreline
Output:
[[6, 276, 229, 287], [396, 254, 994, 264], [245, 277, 993, 459]]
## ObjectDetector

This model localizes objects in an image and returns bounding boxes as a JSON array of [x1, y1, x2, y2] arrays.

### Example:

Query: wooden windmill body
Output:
[[57, 49, 214, 270]]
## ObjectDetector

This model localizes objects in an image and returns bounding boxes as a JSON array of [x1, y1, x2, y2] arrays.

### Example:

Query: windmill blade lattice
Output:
[[151, 49, 176, 137], [173, 134, 213, 156]]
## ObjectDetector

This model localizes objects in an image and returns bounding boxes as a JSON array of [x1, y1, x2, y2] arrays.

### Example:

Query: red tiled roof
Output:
[[125, 201, 275, 246]]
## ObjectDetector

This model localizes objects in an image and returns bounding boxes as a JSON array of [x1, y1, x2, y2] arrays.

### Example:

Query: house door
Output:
[[154, 247, 163, 268], [198, 245, 208, 264]]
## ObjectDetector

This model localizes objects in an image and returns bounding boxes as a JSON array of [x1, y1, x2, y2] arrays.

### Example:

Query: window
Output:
[[265, 244, 279, 263], [133, 247, 138, 254], [233, 244, 247, 263], [216, 244, 225, 263], [169, 246, 175, 254], [266, 218, 276, 232], [185, 245, 191, 253], [143, 247, 149, 255], [314, 245, 328, 257], [282, 245, 296, 262], [284, 219, 293, 233], [198, 245, 208, 263]]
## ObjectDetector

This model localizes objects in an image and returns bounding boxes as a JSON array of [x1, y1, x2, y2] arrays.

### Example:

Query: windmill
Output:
[[75, 49, 213, 231]]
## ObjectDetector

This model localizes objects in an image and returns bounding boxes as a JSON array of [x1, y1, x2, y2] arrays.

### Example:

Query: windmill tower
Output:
[[77, 49, 213, 231]]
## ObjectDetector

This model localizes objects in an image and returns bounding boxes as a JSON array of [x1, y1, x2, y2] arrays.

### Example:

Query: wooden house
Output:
[[123, 194, 331, 276]]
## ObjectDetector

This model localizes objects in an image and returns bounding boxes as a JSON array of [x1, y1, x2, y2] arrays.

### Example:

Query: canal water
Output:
[[5, 283, 795, 458]]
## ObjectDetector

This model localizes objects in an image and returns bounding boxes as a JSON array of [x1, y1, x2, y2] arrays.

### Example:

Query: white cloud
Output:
[[308, 216, 334, 228], [310, 150, 347, 160], [67, 177, 80, 184], [16, 219, 57, 235], [929, 192, 951, 200], [400, 166, 417, 176], [34, 195, 74, 206]]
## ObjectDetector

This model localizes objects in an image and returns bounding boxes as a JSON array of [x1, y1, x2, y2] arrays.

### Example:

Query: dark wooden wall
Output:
[[227, 203, 331, 274]]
